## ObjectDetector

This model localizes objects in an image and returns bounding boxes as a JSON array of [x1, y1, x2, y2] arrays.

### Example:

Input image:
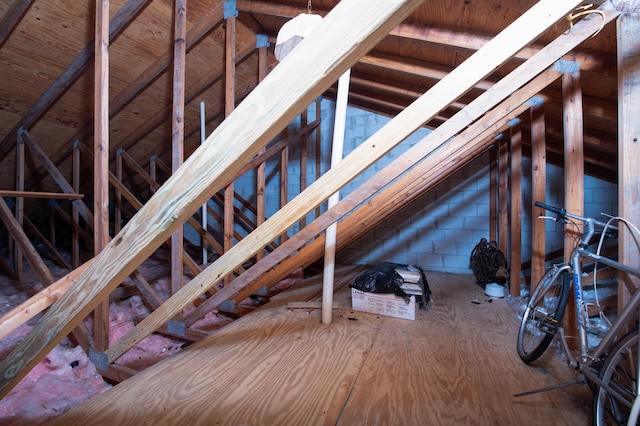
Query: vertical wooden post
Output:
[[530, 98, 546, 291], [200, 102, 208, 264], [14, 132, 25, 281], [562, 61, 583, 347], [300, 109, 308, 229], [72, 142, 80, 268], [256, 35, 268, 262], [509, 121, 523, 296], [315, 99, 322, 220], [115, 151, 123, 235], [223, 6, 237, 281], [617, 12, 640, 307], [93, 0, 110, 353], [280, 127, 289, 243], [489, 146, 497, 243], [497, 135, 509, 260], [171, 0, 187, 314]]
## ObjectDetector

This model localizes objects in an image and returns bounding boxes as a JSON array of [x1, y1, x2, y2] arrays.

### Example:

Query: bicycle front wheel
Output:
[[517, 266, 571, 364], [592, 328, 639, 426]]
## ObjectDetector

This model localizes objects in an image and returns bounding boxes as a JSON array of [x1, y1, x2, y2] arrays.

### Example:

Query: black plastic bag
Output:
[[350, 262, 431, 308]]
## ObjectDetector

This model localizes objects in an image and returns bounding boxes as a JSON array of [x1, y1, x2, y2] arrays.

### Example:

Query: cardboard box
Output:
[[351, 288, 417, 320]]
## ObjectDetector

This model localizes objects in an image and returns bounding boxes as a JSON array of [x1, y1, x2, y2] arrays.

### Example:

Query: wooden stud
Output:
[[0, 197, 54, 286], [0, 0, 151, 162], [224, 12, 237, 283], [562, 63, 584, 348], [0, 0, 581, 396], [92, 0, 111, 353], [184, 67, 565, 325], [72, 143, 81, 267], [171, 0, 187, 318], [510, 122, 523, 296], [617, 12, 640, 305], [20, 130, 94, 225], [489, 147, 497, 243], [14, 131, 24, 281], [498, 137, 509, 256], [279, 127, 289, 243], [530, 100, 547, 291]]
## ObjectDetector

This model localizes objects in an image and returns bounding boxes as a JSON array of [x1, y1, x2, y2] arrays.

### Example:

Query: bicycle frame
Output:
[[545, 214, 640, 408]]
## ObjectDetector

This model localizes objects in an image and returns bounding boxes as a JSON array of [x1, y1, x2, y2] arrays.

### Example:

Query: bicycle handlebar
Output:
[[534, 201, 618, 237]]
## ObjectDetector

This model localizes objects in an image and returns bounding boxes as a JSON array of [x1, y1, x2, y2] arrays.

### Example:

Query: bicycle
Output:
[[515, 201, 640, 425]]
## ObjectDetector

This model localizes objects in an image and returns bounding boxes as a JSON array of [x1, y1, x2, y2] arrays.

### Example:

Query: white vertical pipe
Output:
[[200, 101, 208, 264], [322, 69, 350, 325]]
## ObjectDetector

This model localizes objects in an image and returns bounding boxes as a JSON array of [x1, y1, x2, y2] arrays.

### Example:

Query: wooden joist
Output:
[[0, 190, 83, 199], [104, 0, 591, 361], [0, 0, 427, 397], [184, 6, 615, 325], [0, 196, 54, 286], [0, 0, 152, 162]]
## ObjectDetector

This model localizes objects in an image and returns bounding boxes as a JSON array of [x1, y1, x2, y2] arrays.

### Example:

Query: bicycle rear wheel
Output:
[[517, 266, 571, 363], [592, 328, 639, 426]]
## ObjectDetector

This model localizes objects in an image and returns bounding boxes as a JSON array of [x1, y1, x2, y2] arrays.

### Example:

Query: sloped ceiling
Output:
[[0, 0, 619, 206]]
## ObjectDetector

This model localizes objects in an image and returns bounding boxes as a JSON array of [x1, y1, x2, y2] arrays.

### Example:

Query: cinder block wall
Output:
[[226, 99, 618, 276]]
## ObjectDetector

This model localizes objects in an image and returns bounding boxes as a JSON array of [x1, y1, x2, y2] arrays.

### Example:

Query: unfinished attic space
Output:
[[0, 0, 639, 423]]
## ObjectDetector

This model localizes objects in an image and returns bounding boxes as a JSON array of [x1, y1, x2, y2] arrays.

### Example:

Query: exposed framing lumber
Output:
[[0, 0, 151, 162], [19, 130, 94, 225], [171, 0, 187, 319], [23, 4, 226, 193], [128, 0, 592, 349], [185, 67, 565, 325], [0, 196, 54, 286], [93, 0, 111, 353], [238, 0, 615, 75], [489, 147, 497, 242], [509, 122, 523, 296], [530, 99, 547, 290], [617, 11, 640, 302], [0, 190, 83, 200], [169, 0, 596, 336], [224, 9, 237, 283], [256, 37, 268, 261], [14, 130, 25, 280], [498, 137, 509, 255], [0, 0, 34, 49], [0, 0, 590, 397], [562, 62, 584, 347]]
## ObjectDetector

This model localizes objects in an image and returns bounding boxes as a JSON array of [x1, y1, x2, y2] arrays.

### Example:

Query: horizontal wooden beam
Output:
[[103, 0, 588, 364], [0, 190, 83, 199], [0, 0, 427, 397]]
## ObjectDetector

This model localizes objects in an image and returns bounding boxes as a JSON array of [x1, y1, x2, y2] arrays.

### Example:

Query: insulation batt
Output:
[[0, 248, 303, 423]]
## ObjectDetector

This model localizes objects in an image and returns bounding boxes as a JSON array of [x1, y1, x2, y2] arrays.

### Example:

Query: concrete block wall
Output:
[[205, 99, 618, 276]]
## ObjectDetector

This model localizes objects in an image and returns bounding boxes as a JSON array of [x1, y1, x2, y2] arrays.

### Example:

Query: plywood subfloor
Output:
[[48, 267, 591, 425]]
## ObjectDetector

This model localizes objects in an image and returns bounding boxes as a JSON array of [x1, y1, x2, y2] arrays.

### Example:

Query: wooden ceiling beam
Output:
[[22, 3, 226, 193], [0, 0, 427, 396], [237, 0, 616, 75], [0, 0, 34, 49], [0, 0, 152, 163]]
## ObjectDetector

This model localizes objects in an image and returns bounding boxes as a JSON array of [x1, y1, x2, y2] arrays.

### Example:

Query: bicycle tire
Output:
[[516, 267, 571, 363], [592, 328, 639, 426]]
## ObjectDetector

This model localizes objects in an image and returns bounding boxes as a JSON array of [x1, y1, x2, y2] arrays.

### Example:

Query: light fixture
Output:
[[274, 1, 322, 61]]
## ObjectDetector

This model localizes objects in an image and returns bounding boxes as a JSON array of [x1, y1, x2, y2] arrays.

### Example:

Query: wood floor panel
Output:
[[337, 272, 591, 425], [49, 268, 591, 425]]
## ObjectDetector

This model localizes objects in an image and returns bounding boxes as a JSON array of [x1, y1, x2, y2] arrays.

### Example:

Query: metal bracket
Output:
[[224, 0, 238, 19], [256, 34, 269, 49], [167, 319, 186, 337], [553, 59, 580, 75], [89, 348, 109, 372], [220, 300, 235, 312]]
